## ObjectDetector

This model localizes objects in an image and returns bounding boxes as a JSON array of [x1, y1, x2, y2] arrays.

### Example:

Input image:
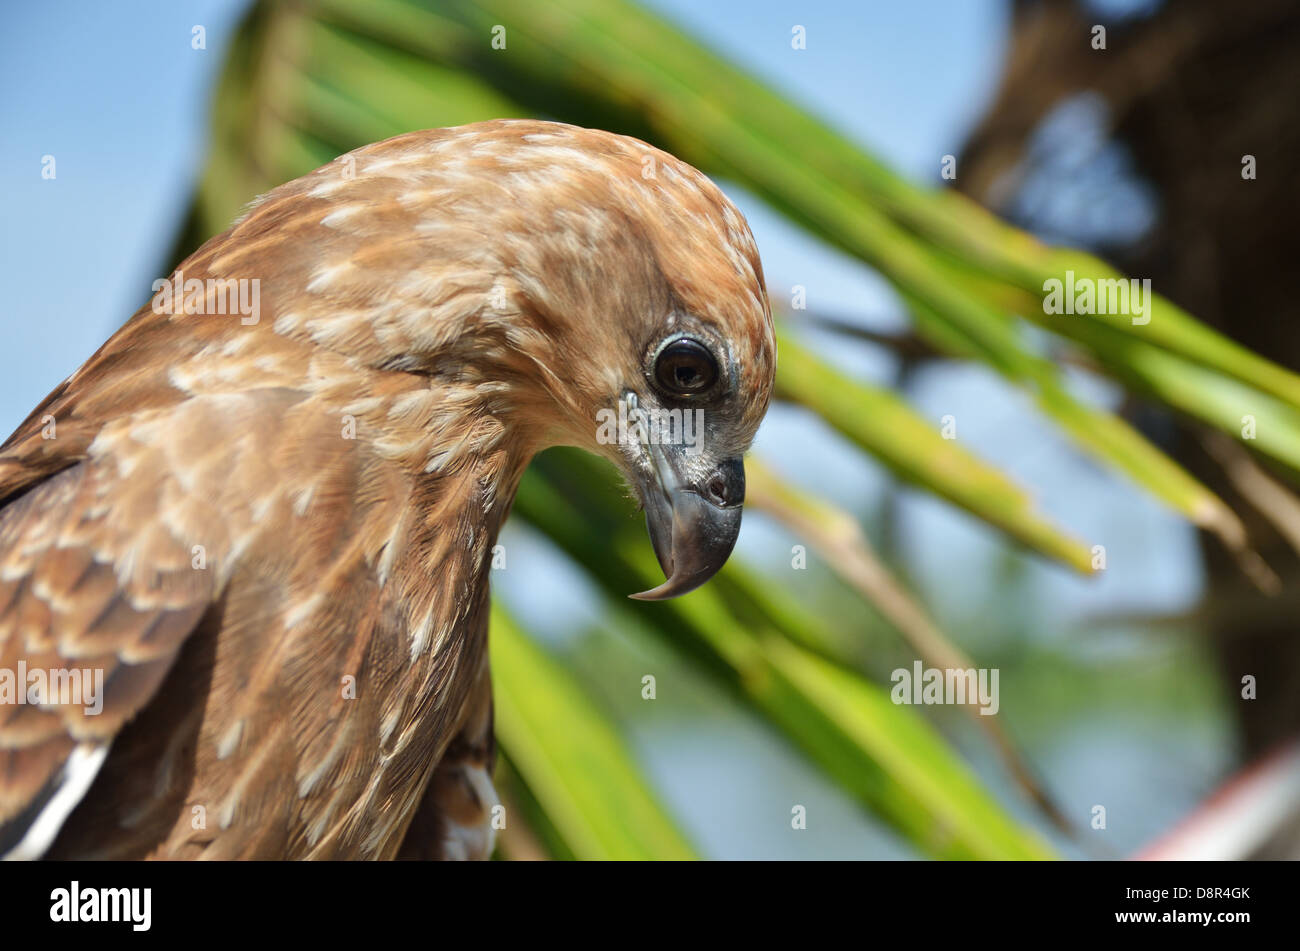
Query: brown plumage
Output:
[[0, 119, 774, 859]]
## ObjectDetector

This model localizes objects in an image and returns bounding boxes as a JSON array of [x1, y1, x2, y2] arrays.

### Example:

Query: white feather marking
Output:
[[308, 176, 349, 199], [291, 483, 316, 517], [284, 592, 324, 629], [440, 763, 500, 861], [360, 153, 424, 174], [297, 728, 350, 799], [306, 261, 354, 293], [272, 311, 302, 335], [320, 205, 363, 229], [2, 743, 109, 860], [377, 702, 403, 749], [216, 740, 275, 831], [304, 786, 347, 848], [408, 608, 434, 663], [216, 720, 244, 761]]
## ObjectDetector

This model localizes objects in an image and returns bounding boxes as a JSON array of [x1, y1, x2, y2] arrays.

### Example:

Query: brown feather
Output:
[[0, 119, 774, 859]]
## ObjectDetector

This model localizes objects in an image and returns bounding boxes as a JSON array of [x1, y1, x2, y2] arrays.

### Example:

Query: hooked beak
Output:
[[629, 449, 745, 601]]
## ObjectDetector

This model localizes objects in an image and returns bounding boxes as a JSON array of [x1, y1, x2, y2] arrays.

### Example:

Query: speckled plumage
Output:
[[0, 120, 774, 859]]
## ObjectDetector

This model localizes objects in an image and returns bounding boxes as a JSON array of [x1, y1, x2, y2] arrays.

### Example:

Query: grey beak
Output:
[[630, 454, 745, 601]]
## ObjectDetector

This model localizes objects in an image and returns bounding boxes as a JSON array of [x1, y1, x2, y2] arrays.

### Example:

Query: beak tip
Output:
[[627, 580, 675, 601], [628, 567, 716, 601]]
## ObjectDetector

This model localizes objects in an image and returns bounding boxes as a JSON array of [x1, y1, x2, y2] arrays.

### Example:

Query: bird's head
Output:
[[471, 122, 776, 599], [473, 123, 776, 600], [229, 120, 775, 599]]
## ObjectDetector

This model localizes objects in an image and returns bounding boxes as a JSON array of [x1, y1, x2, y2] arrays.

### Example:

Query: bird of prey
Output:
[[0, 120, 775, 859]]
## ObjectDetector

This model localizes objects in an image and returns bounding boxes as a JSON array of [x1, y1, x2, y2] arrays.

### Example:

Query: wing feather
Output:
[[0, 441, 217, 857]]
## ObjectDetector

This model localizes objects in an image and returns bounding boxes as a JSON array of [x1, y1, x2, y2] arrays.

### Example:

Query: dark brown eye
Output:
[[654, 338, 718, 397]]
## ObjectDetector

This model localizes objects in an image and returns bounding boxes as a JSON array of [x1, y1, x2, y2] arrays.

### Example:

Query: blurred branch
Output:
[[1203, 431, 1300, 561], [1080, 578, 1300, 634], [773, 298, 938, 362], [745, 458, 1074, 836]]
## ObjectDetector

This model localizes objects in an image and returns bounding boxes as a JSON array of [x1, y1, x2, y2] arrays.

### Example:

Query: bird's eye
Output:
[[653, 338, 718, 397]]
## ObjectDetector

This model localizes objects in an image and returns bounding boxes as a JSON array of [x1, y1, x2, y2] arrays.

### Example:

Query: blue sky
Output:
[[2, 1, 249, 418]]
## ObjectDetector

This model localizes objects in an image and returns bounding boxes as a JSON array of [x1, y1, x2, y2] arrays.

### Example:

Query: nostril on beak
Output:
[[703, 458, 745, 508]]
